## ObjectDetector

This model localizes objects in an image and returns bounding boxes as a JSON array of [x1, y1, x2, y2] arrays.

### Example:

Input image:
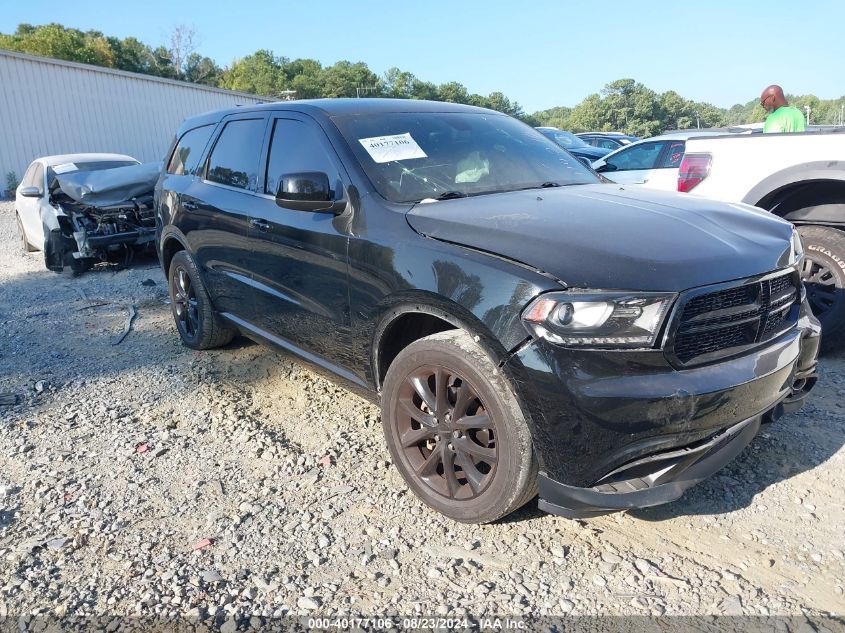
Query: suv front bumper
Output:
[[508, 299, 820, 519]]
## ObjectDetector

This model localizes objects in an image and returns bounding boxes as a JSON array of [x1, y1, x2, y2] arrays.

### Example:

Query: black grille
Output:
[[669, 271, 800, 366]]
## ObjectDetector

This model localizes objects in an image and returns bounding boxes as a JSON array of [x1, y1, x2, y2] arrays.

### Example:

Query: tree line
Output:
[[532, 79, 845, 136], [2, 23, 843, 135]]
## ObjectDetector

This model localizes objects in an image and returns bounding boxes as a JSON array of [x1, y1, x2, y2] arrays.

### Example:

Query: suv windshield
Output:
[[333, 112, 598, 203]]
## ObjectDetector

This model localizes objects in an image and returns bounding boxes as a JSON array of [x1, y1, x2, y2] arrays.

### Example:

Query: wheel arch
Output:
[[371, 296, 514, 393], [159, 228, 189, 276], [744, 163, 845, 224]]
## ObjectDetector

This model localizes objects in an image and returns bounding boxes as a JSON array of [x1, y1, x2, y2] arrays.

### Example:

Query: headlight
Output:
[[522, 291, 677, 348], [791, 228, 804, 266]]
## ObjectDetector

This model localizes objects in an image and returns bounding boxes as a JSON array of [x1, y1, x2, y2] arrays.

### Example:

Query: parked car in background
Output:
[[14, 153, 160, 274], [156, 99, 818, 524], [680, 131, 845, 349], [535, 127, 610, 165], [591, 132, 732, 190], [590, 133, 698, 189], [577, 132, 640, 150]]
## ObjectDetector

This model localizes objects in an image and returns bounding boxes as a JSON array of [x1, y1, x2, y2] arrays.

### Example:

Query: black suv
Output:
[[155, 99, 820, 523]]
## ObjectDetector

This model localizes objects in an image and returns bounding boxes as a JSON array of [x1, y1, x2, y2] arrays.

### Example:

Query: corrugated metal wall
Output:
[[0, 50, 265, 189]]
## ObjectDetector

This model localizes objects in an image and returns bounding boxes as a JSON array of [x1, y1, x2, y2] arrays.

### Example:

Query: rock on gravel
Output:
[[0, 200, 844, 620]]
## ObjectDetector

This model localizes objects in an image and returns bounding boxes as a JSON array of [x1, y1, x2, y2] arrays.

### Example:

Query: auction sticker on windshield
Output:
[[52, 163, 78, 174], [358, 133, 427, 163]]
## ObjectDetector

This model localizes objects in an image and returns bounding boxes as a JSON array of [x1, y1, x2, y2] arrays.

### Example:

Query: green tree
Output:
[[410, 79, 439, 100], [0, 23, 110, 66], [532, 106, 573, 129], [284, 58, 323, 99], [486, 91, 524, 117], [108, 36, 154, 74], [382, 67, 417, 98], [436, 81, 471, 104], [218, 49, 285, 96], [149, 45, 177, 79], [319, 61, 379, 98], [183, 53, 221, 86], [567, 93, 607, 132]]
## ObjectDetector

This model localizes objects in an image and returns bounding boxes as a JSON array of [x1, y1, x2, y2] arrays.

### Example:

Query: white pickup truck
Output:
[[678, 131, 845, 349]]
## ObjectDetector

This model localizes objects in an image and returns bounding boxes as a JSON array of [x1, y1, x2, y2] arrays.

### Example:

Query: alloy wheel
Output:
[[172, 267, 200, 339], [395, 365, 498, 500]]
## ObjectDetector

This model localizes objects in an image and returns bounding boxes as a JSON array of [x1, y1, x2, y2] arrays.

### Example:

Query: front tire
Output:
[[381, 330, 538, 524], [797, 225, 845, 351], [168, 250, 234, 350], [16, 213, 37, 253]]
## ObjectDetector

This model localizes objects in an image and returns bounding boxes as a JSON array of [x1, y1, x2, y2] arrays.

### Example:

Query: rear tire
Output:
[[168, 250, 234, 350], [797, 225, 845, 352], [15, 213, 37, 253], [381, 330, 538, 524]]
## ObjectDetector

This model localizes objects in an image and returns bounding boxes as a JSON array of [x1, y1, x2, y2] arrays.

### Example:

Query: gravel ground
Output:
[[0, 200, 844, 624]]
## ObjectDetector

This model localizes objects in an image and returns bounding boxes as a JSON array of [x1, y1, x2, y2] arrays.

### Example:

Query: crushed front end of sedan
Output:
[[45, 162, 160, 274]]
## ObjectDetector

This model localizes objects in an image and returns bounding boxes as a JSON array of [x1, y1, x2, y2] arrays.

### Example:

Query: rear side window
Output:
[[264, 119, 342, 196], [31, 164, 44, 190], [21, 163, 37, 187], [206, 119, 266, 190], [660, 141, 686, 168], [605, 141, 664, 171], [167, 124, 215, 175]]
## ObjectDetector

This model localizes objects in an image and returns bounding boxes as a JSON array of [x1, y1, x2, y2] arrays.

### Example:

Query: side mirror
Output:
[[595, 163, 615, 173], [275, 172, 346, 214], [19, 186, 43, 198]]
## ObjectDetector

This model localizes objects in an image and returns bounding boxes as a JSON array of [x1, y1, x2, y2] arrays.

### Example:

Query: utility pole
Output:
[[695, 110, 701, 129], [804, 105, 811, 126], [840, 104, 844, 126]]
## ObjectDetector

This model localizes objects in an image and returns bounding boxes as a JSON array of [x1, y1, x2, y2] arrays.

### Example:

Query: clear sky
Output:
[[2, 0, 843, 113]]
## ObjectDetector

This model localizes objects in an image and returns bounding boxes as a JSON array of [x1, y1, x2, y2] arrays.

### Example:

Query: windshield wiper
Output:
[[540, 182, 561, 188], [434, 191, 468, 200]]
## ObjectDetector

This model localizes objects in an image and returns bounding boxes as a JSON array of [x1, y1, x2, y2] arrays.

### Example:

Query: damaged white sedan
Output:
[[14, 153, 159, 274]]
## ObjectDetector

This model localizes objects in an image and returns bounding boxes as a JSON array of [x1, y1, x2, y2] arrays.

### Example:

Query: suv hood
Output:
[[406, 185, 795, 292]]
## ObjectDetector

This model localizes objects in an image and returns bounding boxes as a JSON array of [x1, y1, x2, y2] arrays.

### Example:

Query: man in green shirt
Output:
[[760, 85, 806, 133]]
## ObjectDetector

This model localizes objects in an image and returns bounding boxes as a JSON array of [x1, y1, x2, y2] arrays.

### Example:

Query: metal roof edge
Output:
[[0, 48, 271, 102]]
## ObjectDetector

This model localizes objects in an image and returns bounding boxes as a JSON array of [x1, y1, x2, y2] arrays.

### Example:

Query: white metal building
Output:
[[0, 49, 266, 189]]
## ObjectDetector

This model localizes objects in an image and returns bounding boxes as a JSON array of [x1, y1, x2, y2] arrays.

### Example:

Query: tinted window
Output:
[[167, 124, 215, 175], [605, 142, 665, 171], [660, 141, 686, 168], [334, 112, 597, 203], [596, 138, 620, 150], [265, 119, 342, 196], [206, 119, 265, 190]]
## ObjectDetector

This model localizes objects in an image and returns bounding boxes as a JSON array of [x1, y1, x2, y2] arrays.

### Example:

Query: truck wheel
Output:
[[16, 213, 37, 253], [381, 330, 538, 524], [797, 226, 845, 351], [168, 250, 234, 350]]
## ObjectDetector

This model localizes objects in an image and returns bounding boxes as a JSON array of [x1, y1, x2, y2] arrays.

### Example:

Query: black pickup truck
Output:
[[155, 99, 820, 523]]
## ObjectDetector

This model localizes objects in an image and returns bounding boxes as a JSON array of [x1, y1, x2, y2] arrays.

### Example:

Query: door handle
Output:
[[249, 218, 272, 232], [182, 200, 198, 211]]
